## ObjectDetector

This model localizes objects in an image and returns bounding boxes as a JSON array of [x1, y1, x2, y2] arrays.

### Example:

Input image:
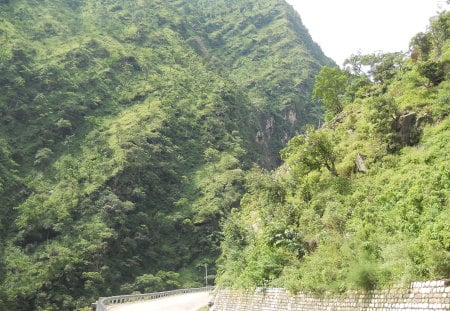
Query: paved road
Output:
[[107, 291, 212, 311]]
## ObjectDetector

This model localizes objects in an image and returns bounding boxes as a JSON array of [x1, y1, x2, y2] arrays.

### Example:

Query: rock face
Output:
[[355, 153, 368, 173], [391, 112, 421, 149], [398, 112, 417, 145]]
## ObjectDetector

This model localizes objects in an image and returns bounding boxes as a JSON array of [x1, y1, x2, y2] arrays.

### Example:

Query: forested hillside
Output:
[[0, 0, 331, 309], [217, 10, 450, 293]]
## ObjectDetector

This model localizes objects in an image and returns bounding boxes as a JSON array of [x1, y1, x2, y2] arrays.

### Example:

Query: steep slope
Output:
[[179, 0, 333, 166], [217, 11, 450, 293], [0, 0, 330, 309]]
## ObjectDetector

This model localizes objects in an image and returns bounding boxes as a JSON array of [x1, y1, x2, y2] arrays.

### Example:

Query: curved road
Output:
[[107, 291, 212, 311]]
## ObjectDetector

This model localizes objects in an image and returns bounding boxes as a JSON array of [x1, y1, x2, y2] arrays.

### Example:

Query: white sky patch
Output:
[[285, 0, 449, 65]]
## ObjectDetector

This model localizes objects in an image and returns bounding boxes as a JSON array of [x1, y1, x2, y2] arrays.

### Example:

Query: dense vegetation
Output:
[[0, 0, 331, 309], [217, 11, 450, 293]]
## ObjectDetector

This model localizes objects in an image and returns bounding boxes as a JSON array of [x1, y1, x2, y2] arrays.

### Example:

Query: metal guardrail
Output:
[[95, 286, 215, 311]]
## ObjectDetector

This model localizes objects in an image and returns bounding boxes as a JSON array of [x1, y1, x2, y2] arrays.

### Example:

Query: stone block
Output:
[[419, 287, 432, 294]]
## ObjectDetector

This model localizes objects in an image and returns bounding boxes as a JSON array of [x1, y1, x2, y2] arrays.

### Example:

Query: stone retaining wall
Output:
[[211, 280, 450, 310]]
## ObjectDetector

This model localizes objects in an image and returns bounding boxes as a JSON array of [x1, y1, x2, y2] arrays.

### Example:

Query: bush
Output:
[[347, 260, 379, 291]]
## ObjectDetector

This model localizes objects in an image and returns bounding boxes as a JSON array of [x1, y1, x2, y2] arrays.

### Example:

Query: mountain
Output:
[[217, 10, 450, 293], [0, 0, 331, 309]]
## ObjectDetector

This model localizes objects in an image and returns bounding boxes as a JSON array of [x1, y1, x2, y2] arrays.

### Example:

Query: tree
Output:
[[429, 11, 449, 56], [417, 60, 445, 86], [313, 66, 350, 115], [33, 147, 54, 166], [121, 271, 181, 294], [410, 32, 432, 61], [281, 126, 338, 176], [344, 52, 404, 83]]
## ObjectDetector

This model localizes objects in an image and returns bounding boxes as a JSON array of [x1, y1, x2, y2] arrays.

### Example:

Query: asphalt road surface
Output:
[[107, 291, 212, 311]]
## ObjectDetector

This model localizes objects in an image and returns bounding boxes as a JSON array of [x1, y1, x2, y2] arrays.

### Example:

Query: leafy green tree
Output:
[[33, 147, 54, 166], [410, 32, 432, 60], [313, 66, 350, 115], [121, 271, 181, 294], [344, 52, 404, 83], [281, 126, 338, 176], [417, 60, 445, 86], [367, 95, 400, 151], [429, 11, 449, 56]]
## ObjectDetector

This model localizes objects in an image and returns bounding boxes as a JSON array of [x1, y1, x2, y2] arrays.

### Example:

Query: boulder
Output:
[[355, 153, 368, 173]]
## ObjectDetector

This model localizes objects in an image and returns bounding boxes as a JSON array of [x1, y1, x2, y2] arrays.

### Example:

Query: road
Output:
[[107, 291, 212, 311]]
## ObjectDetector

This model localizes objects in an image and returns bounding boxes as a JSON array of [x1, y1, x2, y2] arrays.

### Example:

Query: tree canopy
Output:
[[312, 66, 350, 115]]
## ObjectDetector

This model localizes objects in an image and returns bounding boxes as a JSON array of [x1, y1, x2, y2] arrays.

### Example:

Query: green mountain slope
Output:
[[217, 11, 450, 293], [0, 0, 330, 309], [179, 0, 332, 166]]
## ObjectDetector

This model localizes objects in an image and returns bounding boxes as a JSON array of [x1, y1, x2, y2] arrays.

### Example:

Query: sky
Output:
[[285, 0, 449, 66]]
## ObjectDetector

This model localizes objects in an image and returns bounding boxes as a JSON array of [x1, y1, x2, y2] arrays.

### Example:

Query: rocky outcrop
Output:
[[390, 111, 424, 150], [397, 112, 418, 146], [355, 153, 368, 173]]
